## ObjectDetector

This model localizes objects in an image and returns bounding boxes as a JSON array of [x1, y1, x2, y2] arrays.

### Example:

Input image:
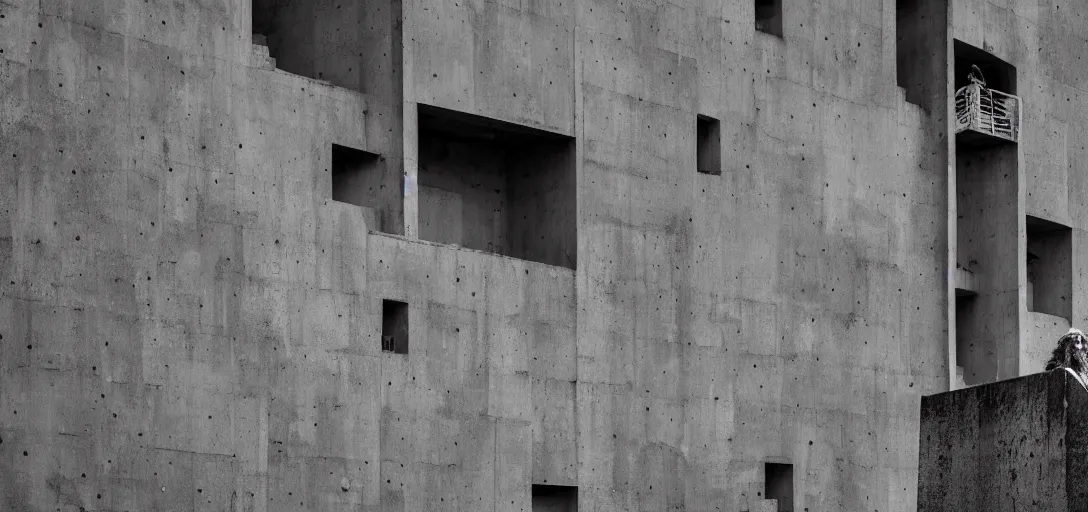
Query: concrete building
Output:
[[0, 0, 1081, 510]]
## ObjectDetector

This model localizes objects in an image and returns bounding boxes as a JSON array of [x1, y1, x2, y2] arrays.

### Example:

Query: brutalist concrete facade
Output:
[[0, 0, 1077, 510], [949, 0, 1088, 393]]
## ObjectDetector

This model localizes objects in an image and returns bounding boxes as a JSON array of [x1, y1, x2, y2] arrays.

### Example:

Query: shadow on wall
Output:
[[416, 104, 577, 270], [754, 0, 783, 37], [532, 485, 577, 512], [251, 0, 375, 90], [1026, 216, 1071, 320]]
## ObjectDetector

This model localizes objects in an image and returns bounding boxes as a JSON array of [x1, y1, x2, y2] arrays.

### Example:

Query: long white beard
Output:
[[1073, 349, 1088, 380]]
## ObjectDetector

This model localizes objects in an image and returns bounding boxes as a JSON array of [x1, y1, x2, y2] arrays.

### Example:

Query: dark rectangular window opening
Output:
[[251, 0, 274, 46], [417, 104, 577, 270], [697, 115, 721, 176], [381, 300, 409, 354], [331, 144, 384, 231], [252, 0, 378, 88], [1027, 216, 1072, 321], [895, 0, 924, 106], [955, 140, 1017, 386], [532, 484, 577, 512], [955, 292, 983, 386], [954, 40, 1016, 95], [755, 0, 783, 37], [251, 0, 291, 70], [765, 463, 793, 512]]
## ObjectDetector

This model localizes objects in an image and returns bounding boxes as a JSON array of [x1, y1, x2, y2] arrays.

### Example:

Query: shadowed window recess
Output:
[[895, 0, 930, 106], [765, 462, 793, 512], [417, 104, 577, 269], [331, 143, 385, 232], [697, 115, 721, 176], [251, 0, 391, 91], [1027, 216, 1072, 321], [955, 293, 979, 386], [251, 0, 300, 76], [755, 0, 783, 37], [381, 299, 409, 354], [532, 484, 577, 512]]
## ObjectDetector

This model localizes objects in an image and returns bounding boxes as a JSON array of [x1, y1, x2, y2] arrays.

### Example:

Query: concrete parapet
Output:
[[919, 371, 1088, 511]]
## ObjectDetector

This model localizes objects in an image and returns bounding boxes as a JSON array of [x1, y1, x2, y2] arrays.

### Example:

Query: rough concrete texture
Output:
[[918, 370, 1088, 511], [0, 0, 965, 511], [949, 0, 1088, 387]]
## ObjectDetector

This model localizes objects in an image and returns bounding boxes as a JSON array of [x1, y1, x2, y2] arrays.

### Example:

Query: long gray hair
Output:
[[1046, 328, 1088, 379]]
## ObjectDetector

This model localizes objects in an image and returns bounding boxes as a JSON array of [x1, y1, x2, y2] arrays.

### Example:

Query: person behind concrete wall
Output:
[[1046, 328, 1088, 390]]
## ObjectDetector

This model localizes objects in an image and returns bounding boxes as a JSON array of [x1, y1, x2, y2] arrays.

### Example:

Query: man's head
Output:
[[1046, 328, 1088, 377]]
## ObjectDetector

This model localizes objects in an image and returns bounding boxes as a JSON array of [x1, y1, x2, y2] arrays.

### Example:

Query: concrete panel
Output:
[[0, 0, 959, 510], [956, 144, 1020, 383], [407, 0, 574, 134], [1022, 311, 1070, 373], [918, 370, 1088, 511]]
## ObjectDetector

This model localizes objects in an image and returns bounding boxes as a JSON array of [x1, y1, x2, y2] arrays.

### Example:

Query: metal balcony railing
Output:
[[955, 82, 1021, 143]]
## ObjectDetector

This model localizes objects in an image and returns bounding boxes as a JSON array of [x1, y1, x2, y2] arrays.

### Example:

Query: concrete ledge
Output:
[[919, 370, 1088, 510], [954, 266, 978, 294]]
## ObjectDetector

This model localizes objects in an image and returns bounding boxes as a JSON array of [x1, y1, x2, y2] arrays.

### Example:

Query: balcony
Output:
[[953, 41, 1019, 146], [954, 82, 1020, 144]]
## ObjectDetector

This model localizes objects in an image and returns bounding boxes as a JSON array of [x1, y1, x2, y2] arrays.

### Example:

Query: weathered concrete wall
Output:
[[950, 0, 1088, 387], [955, 144, 1020, 383], [1023, 311, 1070, 372], [367, 232, 577, 511], [252, 0, 404, 235], [405, 0, 949, 510], [918, 370, 1088, 510], [0, 1, 952, 512]]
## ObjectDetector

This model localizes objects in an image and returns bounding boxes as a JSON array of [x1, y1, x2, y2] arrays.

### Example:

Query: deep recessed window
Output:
[[381, 300, 409, 354], [755, 0, 783, 37], [251, 0, 360, 86], [417, 104, 577, 269], [251, 0, 275, 45], [1026, 216, 1072, 320], [532, 484, 577, 512], [765, 463, 793, 512], [955, 292, 981, 386], [331, 144, 384, 231], [697, 115, 721, 176], [895, 0, 922, 105], [251, 0, 292, 71]]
